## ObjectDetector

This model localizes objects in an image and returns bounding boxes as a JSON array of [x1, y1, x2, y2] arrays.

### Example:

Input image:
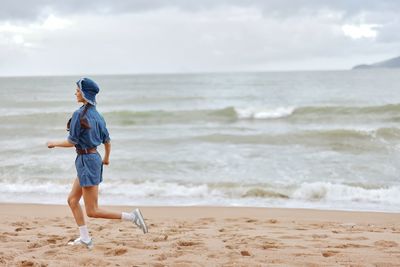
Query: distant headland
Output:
[[352, 56, 400, 69]]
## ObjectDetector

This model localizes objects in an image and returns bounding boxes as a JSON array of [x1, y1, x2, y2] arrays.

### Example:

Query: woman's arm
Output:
[[103, 142, 111, 165], [47, 140, 75, 148]]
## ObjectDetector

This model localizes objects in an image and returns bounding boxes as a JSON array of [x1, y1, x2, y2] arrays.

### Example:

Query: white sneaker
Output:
[[132, 208, 148, 234], [67, 237, 94, 249]]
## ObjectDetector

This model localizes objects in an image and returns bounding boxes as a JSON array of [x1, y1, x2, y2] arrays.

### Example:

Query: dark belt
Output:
[[76, 147, 97, 155]]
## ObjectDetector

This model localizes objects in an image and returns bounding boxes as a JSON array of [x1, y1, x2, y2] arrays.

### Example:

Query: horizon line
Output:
[[0, 68, 363, 78]]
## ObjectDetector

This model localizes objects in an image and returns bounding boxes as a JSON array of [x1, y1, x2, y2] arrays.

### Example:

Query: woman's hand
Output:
[[102, 158, 110, 165], [47, 141, 55, 148]]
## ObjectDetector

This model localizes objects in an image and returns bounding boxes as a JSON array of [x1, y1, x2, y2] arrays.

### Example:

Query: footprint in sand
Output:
[[261, 241, 280, 249], [166, 228, 180, 234], [322, 250, 339, 257], [240, 250, 251, 256], [177, 240, 199, 247], [11, 221, 29, 227], [110, 241, 126, 246], [46, 239, 57, 244], [18, 260, 41, 267], [309, 223, 325, 229], [3, 231, 18, 236], [156, 254, 168, 261], [295, 227, 309, 231], [44, 249, 58, 256], [104, 247, 128, 256], [374, 240, 398, 248], [225, 244, 238, 250], [312, 234, 328, 239], [28, 242, 43, 249], [126, 242, 159, 250], [368, 229, 384, 233], [96, 225, 105, 231], [45, 235, 64, 245], [152, 234, 168, 242], [331, 243, 370, 249], [268, 219, 278, 224]]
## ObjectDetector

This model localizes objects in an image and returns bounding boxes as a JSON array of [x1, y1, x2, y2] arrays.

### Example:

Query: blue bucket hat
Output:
[[76, 77, 99, 105]]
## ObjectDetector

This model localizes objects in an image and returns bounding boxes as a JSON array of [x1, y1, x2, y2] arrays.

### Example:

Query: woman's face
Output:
[[75, 87, 86, 103]]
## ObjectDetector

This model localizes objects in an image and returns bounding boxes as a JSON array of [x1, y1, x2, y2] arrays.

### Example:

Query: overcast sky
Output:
[[0, 0, 399, 76]]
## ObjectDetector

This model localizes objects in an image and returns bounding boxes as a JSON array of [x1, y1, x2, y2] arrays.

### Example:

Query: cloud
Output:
[[2, 1, 400, 44], [342, 24, 379, 39], [0, 1, 399, 75], [2, 0, 400, 21]]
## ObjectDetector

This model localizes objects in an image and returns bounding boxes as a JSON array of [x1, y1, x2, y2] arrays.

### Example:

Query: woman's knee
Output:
[[67, 195, 80, 207], [86, 208, 98, 218]]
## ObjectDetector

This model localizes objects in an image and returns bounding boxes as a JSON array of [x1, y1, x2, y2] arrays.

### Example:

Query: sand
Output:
[[0, 203, 399, 267]]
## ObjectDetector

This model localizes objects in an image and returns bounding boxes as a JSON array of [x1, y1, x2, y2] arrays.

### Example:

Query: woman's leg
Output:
[[67, 178, 85, 226], [82, 185, 122, 219]]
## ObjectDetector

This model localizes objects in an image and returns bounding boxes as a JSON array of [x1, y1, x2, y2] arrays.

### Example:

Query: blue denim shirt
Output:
[[68, 105, 110, 149]]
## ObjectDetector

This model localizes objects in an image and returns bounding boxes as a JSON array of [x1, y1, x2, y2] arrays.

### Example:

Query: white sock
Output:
[[79, 225, 91, 243], [121, 211, 136, 221]]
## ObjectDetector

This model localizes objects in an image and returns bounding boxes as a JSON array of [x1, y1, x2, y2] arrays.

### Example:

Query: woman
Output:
[[47, 77, 148, 249]]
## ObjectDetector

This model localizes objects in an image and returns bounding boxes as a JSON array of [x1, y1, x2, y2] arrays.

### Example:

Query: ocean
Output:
[[0, 70, 400, 212]]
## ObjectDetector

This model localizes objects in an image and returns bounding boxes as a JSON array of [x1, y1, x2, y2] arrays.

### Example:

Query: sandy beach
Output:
[[0, 204, 399, 266]]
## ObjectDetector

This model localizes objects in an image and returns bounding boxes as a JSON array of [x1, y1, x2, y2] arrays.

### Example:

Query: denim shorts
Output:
[[75, 153, 103, 187]]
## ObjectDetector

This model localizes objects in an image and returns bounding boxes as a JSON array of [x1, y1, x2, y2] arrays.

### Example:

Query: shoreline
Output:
[[1, 200, 399, 214], [1, 203, 399, 266], [0, 202, 399, 220]]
